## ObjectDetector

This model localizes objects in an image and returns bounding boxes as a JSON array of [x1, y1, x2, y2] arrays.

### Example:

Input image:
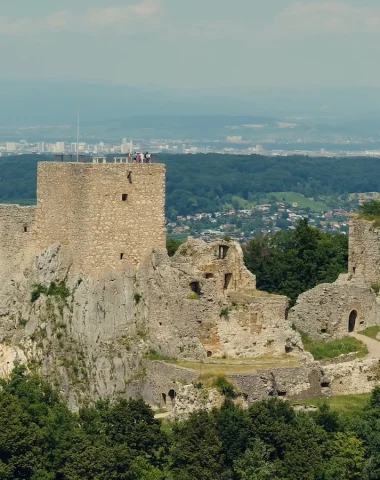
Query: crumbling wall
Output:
[[289, 281, 377, 340], [0, 205, 36, 280], [349, 215, 380, 283]]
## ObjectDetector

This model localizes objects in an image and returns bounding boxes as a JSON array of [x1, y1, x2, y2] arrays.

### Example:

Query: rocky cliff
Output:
[[0, 239, 301, 409]]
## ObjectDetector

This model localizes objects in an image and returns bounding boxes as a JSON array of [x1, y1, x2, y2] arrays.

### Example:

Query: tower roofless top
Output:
[[36, 161, 166, 276]]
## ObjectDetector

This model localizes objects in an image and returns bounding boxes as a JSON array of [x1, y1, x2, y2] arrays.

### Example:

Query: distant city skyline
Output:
[[2, 1, 380, 89]]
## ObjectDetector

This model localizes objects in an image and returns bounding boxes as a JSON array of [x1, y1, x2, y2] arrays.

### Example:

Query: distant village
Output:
[[167, 200, 352, 242]]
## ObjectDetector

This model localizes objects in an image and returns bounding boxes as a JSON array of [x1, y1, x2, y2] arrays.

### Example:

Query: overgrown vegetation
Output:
[[220, 307, 230, 319], [6, 366, 380, 479], [31, 281, 70, 303], [244, 218, 348, 305], [213, 374, 236, 398], [134, 293, 142, 304], [166, 237, 183, 257], [145, 350, 176, 361], [300, 331, 368, 360], [359, 199, 380, 221]]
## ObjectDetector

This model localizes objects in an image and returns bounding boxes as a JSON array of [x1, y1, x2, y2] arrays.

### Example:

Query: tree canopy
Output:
[[3, 366, 380, 479], [243, 219, 348, 305]]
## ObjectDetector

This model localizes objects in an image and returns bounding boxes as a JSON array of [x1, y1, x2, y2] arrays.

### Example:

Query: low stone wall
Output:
[[229, 364, 325, 404], [144, 361, 197, 406]]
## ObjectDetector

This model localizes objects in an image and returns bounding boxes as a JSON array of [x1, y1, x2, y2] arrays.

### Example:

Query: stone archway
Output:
[[349, 310, 358, 333]]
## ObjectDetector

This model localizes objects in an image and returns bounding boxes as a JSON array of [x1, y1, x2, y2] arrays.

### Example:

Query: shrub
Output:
[[372, 282, 380, 295], [31, 284, 48, 303], [220, 307, 230, 319], [31, 281, 70, 303], [134, 293, 142, 304], [188, 292, 200, 300], [213, 374, 236, 398], [145, 350, 175, 361], [48, 281, 70, 300]]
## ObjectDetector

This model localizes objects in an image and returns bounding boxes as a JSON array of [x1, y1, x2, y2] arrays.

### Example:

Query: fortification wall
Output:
[[35, 162, 166, 276], [0, 205, 36, 283], [349, 216, 380, 283], [289, 281, 377, 340]]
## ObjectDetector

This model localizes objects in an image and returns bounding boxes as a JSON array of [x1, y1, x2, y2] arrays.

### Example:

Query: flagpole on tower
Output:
[[76, 108, 80, 162]]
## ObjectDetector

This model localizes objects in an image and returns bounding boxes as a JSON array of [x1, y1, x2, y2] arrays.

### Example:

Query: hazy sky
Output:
[[1, 0, 380, 89]]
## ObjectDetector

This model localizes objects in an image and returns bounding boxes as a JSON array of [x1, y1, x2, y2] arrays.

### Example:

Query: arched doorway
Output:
[[348, 310, 357, 333]]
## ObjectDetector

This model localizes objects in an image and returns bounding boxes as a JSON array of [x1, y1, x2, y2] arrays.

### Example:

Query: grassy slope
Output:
[[300, 332, 368, 360], [265, 192, 330, 211], [360, 326, 380, 340]]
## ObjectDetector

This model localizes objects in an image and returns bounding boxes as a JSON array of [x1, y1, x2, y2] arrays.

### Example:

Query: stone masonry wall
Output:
[[35, 162, 166, 276], [289, 281, 377, 340], [0, 205, 36, 281], [349, 215, 380, 283]]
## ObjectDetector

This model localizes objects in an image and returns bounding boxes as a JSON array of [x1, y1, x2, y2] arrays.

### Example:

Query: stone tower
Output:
[[35, 162, 166, 276]]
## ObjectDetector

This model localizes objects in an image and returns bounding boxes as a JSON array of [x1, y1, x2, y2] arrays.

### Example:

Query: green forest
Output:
[[1, 154, 380, 216], [3, 366, 380, 480], [243, 218, 348, 305]]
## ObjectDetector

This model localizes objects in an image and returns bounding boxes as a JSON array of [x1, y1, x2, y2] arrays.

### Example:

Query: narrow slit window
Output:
[[122, 194, 128, 201], [23, 226, 28, 233], [120, 253, 125, 260]]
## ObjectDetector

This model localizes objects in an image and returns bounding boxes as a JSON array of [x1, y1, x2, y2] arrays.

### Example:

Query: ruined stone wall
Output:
[[289, 281, 377, 340], [173, 238, 256, 295], [35, 162, 166, 276], [349, 215, 380, 283], [0, 205, 36, 282], [229, 365, 326, 404]]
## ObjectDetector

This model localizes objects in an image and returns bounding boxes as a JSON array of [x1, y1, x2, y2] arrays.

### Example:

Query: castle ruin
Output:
[[290, 215, 380, 340], [2, 160, 380, 412]]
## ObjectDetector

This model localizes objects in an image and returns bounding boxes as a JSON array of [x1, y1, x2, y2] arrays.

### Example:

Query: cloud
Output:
[[267, 1, 380, 36], [0, 11, 70, 36], [0, 1, 160, 36], [85, 0, 160, 27]]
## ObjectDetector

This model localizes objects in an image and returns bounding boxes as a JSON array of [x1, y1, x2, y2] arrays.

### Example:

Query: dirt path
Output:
[[350, 332, 380, 359]]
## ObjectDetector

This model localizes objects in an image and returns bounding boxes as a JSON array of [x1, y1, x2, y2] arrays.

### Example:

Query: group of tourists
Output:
[[130, 152, 152, 163]]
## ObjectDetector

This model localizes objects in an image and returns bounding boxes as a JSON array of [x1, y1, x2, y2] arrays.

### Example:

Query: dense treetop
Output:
[[243, 219, 348, 305], [1, 154, 380, 215], [2, 366, 380, 479]]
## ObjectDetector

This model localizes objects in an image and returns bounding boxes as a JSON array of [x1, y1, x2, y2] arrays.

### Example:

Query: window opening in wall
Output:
[[321, 328, 328, 334], [277, 391, 287, 397], [122, 194, 128, 201], [218, 245, 230, 259], [190, 281, 201, 296], [285, 346, 293, 353], [23, 226, 28, 233], [205, 273, 214, 279], [321, 382, 330, 388], [353, 266, 356, 275], [127, 171, 132, 184], [162, 393, 166, 405], [207, 350, 212, 357], [120, 253, 125, 260], [224, 273, 233, 290], [348, 310, 358, 333]]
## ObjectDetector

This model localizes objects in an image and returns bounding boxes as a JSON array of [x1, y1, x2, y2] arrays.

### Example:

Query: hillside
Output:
[[1, 154, 380, 216]]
